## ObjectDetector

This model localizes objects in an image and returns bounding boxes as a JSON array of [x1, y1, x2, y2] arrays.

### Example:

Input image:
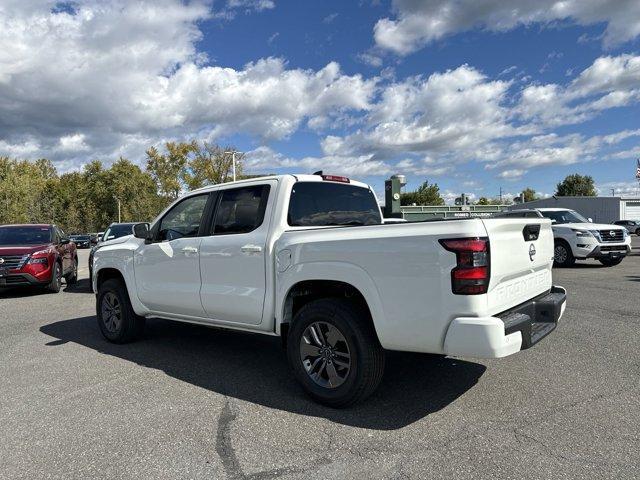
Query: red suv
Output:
[[0, 224, 78, 293]]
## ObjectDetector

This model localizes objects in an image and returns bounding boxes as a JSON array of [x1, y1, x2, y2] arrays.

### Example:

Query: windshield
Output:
[[288, 182, 382, 227], [102, 224, 134, 241], [540, 210, 589, 224], [0, 226, 52, 245]]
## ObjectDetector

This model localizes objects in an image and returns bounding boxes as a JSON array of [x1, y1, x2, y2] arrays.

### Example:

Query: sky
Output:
[[1, 0, 640, 203]]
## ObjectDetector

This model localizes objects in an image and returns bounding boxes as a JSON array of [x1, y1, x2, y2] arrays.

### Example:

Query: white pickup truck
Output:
[[93, 174, 566, 406]]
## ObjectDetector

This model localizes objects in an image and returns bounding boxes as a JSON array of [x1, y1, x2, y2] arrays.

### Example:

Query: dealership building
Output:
[[512, 196, 640, 223]]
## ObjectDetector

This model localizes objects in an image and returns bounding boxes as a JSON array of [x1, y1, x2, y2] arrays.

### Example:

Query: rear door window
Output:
[[288, 182, 381, 227], [213, 185, 271, 235]]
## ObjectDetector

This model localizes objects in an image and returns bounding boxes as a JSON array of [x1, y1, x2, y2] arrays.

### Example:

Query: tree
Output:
[[476, 197, 490, 205], [522, 187, 538, 202], [146, 141, 196, 200], [555, 174, 596, 196], [182, 143, 245, 190], [400, 180, 444, 206]]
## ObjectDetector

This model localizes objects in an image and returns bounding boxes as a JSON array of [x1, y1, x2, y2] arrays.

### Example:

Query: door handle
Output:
[[181, 246, 199, 254], [241, 244, 263, 253]]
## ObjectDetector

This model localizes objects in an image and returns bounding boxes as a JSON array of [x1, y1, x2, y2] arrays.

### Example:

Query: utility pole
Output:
[[499, 186, 503, 204], [610, 188, 615, 196], [224, 150, 244, 182]]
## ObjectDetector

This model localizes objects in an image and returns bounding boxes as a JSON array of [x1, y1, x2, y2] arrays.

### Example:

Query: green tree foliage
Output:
[[146, 141, 196, 201], [476, 197, 490, 205], [183, 143, 245, 190], [400, 180, 444, 206], [521, 187, 538, 202], [0, 141, 245, 233], [555, 174, 597, 196]]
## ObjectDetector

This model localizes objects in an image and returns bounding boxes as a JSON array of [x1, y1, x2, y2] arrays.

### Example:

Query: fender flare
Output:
[[276, 261, 386, 338]]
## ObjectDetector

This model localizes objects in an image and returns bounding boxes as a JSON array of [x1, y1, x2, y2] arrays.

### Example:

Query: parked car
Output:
[[0, 224, 77, 292], [499, 208, 631, 267], [93, 174, 566, 407], [613, 220, 640, 236], [88, 223, 136, 281], [69, 234, 91, 249]]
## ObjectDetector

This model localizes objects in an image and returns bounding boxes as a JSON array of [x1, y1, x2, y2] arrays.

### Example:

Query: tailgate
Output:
[[482, 218, 554, 314]]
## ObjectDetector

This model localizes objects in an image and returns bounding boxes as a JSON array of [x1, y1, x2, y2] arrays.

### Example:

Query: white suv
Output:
[[500, 208, 631, 267]]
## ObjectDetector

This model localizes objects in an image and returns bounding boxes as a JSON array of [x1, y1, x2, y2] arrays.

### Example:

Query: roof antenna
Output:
[[313, 170, 323, 176]]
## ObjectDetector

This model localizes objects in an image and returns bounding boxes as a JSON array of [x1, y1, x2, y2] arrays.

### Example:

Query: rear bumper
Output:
[[444, 286, 566, 358]]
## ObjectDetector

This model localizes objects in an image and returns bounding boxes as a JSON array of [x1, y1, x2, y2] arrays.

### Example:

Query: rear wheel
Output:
[[553, 241, 575, 267], [636, 228, 640, 236], [599, 257, 623, 267], [287, 298, 384, 408], [46, 262, 62, 293], [97, 278, 145, 343]]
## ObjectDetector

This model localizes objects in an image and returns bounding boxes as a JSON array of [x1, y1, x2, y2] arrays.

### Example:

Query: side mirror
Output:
[[588, 218, 593, 223], [551, 219, 557, 224], [133, 223, 151, 241]]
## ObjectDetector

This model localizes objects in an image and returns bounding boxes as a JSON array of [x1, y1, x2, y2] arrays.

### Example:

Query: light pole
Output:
[[224, 150, 243, 182]]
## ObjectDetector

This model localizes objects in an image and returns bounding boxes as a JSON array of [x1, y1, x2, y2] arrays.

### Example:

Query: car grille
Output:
[[598, 229, 624, 243], [0, 255, 28, 270]]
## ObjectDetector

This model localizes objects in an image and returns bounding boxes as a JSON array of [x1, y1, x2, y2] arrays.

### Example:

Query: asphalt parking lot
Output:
[[1, 244, 639, 480]]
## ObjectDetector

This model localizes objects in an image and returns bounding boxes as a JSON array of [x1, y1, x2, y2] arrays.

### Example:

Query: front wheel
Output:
[[599, 257, 623, 267], [554, 242, 575, 267], [46, 262, 62, 293], [287, 298, 385, 408], [96, 278, 145, 343]]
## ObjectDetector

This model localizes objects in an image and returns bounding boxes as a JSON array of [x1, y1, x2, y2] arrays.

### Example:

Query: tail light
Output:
[[439, 237, 490, 295]]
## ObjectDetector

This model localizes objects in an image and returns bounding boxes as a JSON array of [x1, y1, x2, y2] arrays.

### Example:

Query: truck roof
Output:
[[535, 208, 575, 212], [189, 174, 371, 194]]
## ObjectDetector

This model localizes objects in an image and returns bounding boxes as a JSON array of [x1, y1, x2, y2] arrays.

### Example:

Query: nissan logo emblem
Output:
[[609, 230, 616, 237], [0, 258, 4, 264], [529, 243, 536, 261]]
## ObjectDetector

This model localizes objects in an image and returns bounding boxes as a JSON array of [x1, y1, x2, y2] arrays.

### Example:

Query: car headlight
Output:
[[572, 229, 594, 238]]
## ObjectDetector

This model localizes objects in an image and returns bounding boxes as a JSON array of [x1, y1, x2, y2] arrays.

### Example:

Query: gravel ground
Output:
[[1, 244, 639, 479]]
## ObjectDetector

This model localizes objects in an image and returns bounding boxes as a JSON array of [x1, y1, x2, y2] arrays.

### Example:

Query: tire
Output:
[[65, 257, 78, 285], [553, 241, 575, 267], [287, 298, 385, 408], [46, 262, 62, 293], [599, 257, 623, 267], [636, 228, 640, 236], [96, 278, 145, 343]]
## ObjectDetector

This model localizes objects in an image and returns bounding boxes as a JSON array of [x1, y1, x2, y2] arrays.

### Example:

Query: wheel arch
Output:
[[277, 262, 386, 344]]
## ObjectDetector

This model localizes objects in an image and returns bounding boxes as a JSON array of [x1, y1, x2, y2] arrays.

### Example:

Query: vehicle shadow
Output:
[[625, 276, 640, 282], [0, 286, 52, 298], [40, 316, 485, 430], [63, 278, 92, 293]]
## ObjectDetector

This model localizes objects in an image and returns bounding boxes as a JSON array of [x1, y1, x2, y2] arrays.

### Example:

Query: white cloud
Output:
[[0, 1, 375, 167], [597, 181, 640, 197], [374, 0, 640, 55], [322, 65, 518, 161], [57, 133, 90, 152], [498, 169, 527, 180], [245, 146, 394, 176]]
